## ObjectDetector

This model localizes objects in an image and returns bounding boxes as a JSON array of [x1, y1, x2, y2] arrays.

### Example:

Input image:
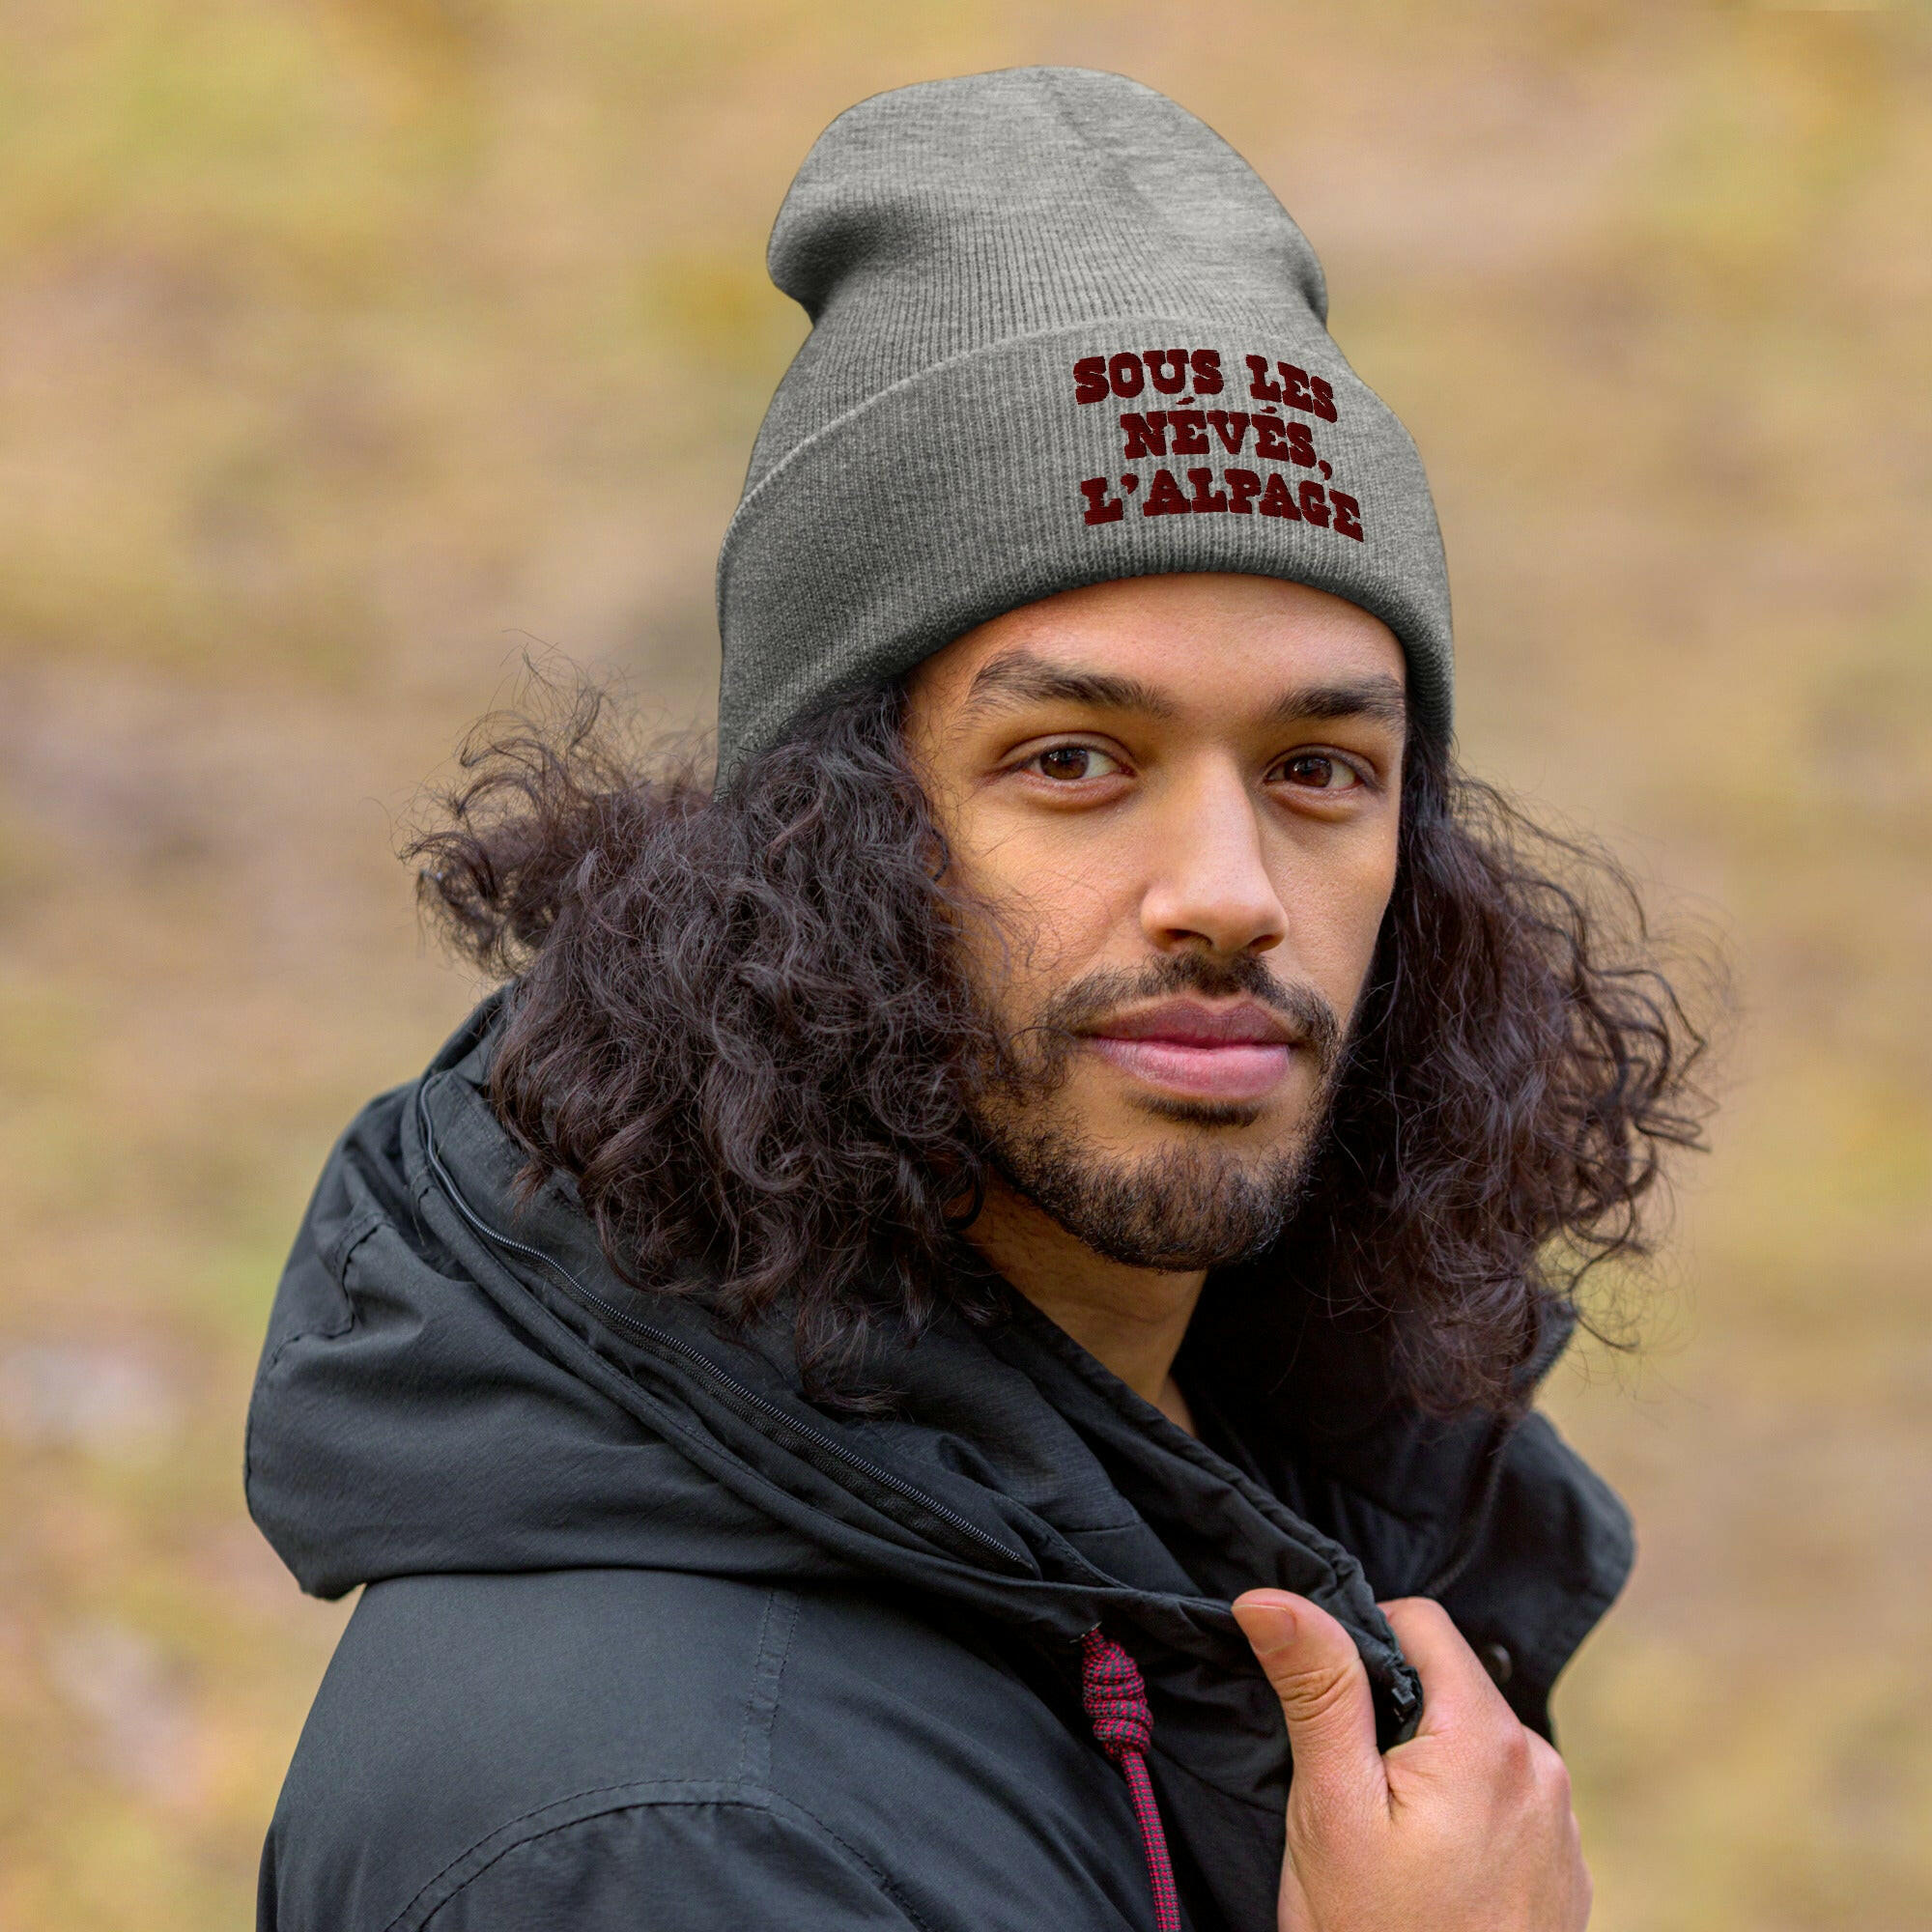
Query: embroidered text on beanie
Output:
[[714, 67, 1454, 779]]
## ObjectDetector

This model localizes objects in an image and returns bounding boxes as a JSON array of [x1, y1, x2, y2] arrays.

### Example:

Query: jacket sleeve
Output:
[[414, 1791, 926, 1932]]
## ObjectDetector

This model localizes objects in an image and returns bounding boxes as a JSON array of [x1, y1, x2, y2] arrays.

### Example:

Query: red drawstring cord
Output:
[[1080, 1629, 1181, 1932]]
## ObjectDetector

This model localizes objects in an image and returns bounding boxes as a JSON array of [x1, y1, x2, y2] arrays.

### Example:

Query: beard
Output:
[[970, 951, 1349, 1272]]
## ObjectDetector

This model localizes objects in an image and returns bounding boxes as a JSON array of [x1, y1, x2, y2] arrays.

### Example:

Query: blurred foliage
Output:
[[0, 3, 1927, 1927]]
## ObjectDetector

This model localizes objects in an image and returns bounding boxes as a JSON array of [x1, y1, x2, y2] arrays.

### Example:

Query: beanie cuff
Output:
[[716, 316, 1452, 779]]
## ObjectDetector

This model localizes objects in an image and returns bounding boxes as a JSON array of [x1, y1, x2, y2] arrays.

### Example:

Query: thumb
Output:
[[1232, 1591, 1383, 1800]]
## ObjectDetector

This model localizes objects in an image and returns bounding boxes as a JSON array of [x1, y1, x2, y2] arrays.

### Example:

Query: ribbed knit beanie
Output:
[[714, 67, 1453, 779]]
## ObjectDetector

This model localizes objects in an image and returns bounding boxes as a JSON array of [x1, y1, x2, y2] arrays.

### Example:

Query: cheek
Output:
[[1275, 836, 1398, 1006], [952, 817, 1137, 991]]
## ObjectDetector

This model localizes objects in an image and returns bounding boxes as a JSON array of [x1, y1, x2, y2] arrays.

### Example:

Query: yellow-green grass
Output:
[[2, 5, 1927, 1925]]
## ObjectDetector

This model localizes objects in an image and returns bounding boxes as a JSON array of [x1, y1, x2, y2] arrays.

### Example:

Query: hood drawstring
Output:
[[1079, 1630, 1181, 1932]]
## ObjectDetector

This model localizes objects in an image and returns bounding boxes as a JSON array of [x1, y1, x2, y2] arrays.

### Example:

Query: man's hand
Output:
[[1232, 1591, 1591, 1932]]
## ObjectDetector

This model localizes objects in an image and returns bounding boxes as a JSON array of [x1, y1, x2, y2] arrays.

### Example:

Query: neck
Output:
[[966, 1171, 1204, 1435]]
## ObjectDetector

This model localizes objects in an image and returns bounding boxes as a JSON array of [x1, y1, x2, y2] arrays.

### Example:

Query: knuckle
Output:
[[1494, 1720, 1536, 1783], [1525, 1733, 1573, 1801]]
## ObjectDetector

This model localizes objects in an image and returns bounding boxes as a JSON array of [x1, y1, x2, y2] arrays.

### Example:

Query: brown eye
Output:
[[1277, 753, 1360, 790], [1032, 745, 1120, 781]]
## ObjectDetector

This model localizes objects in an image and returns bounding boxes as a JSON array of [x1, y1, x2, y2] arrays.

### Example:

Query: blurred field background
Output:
[[1, 2, 1927, 1926]]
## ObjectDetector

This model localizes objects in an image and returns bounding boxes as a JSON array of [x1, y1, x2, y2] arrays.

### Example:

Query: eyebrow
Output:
[[1263, 672, 1408, 732], [960, 649, 1409, 734], [961, 649, 1176, 720]]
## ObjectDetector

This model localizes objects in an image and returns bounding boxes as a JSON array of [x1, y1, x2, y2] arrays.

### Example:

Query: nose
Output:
[[1138, 759, 1288, 958]]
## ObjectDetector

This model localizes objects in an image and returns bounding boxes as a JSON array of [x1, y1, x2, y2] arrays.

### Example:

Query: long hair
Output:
[[409, 674, 1714, 1414]]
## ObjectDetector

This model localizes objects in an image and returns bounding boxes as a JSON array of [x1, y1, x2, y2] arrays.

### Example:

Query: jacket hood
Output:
[[248, 997, 1632, 1808]]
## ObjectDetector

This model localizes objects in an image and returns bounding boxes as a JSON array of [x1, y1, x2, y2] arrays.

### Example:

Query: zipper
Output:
[[412, 1079, 1023, 1571]]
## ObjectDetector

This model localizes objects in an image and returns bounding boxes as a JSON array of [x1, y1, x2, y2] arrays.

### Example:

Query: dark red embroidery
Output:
[[1167, 410, 1208, 456], [1143, 469, 1190, 516], [1078, 477, 1125, 525], [1253, 413, 1290, 462], [1186, 468, 1228, 513], [1072, 355, 1110, 405], [1208, 410, 1250, 455], [1145, 349, 1189, 394], [1253, 412, 1320, 465], [1259, 472, 1301, 519], [1080, 345, 1364, 542], [1226, 468, 1263, 514], [1244, 355, 1283, 403]]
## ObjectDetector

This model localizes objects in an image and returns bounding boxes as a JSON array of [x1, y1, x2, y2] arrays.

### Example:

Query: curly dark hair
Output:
[[409, 673, 1714, 1415]]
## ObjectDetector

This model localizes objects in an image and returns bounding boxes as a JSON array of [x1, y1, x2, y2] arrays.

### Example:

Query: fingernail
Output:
[[1233, 1592, 1298, 1644]]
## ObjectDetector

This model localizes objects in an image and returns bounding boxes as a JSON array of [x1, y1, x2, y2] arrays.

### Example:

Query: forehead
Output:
[[910, 572, 1407, 718]]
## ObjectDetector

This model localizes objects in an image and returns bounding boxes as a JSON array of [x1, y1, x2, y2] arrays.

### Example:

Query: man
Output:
[[250, 69, 1706, 1931]]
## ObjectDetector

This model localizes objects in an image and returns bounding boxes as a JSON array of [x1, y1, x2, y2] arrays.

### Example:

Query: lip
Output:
[[1081, 999, 1299, 1103]]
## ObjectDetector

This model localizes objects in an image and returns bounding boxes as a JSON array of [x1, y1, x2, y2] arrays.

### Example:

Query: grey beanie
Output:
[[715, 66, 1453, 779]]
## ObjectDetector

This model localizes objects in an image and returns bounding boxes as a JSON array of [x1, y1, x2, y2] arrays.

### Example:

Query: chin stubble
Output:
[[972, 952, 1349, 1271], [984, 1114, 1329, 1270]]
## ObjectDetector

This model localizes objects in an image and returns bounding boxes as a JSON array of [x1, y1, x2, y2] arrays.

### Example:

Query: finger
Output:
[[1232, 1590, 1383, 1800], [1378, 1598, 1516, 1738]]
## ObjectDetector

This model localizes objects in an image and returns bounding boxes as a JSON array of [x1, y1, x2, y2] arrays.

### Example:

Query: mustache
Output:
[[1023, 952, 1345, 1076]]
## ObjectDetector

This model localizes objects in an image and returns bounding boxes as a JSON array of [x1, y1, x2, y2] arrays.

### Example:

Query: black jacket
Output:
[[248, 1001, 1634, 1931]]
